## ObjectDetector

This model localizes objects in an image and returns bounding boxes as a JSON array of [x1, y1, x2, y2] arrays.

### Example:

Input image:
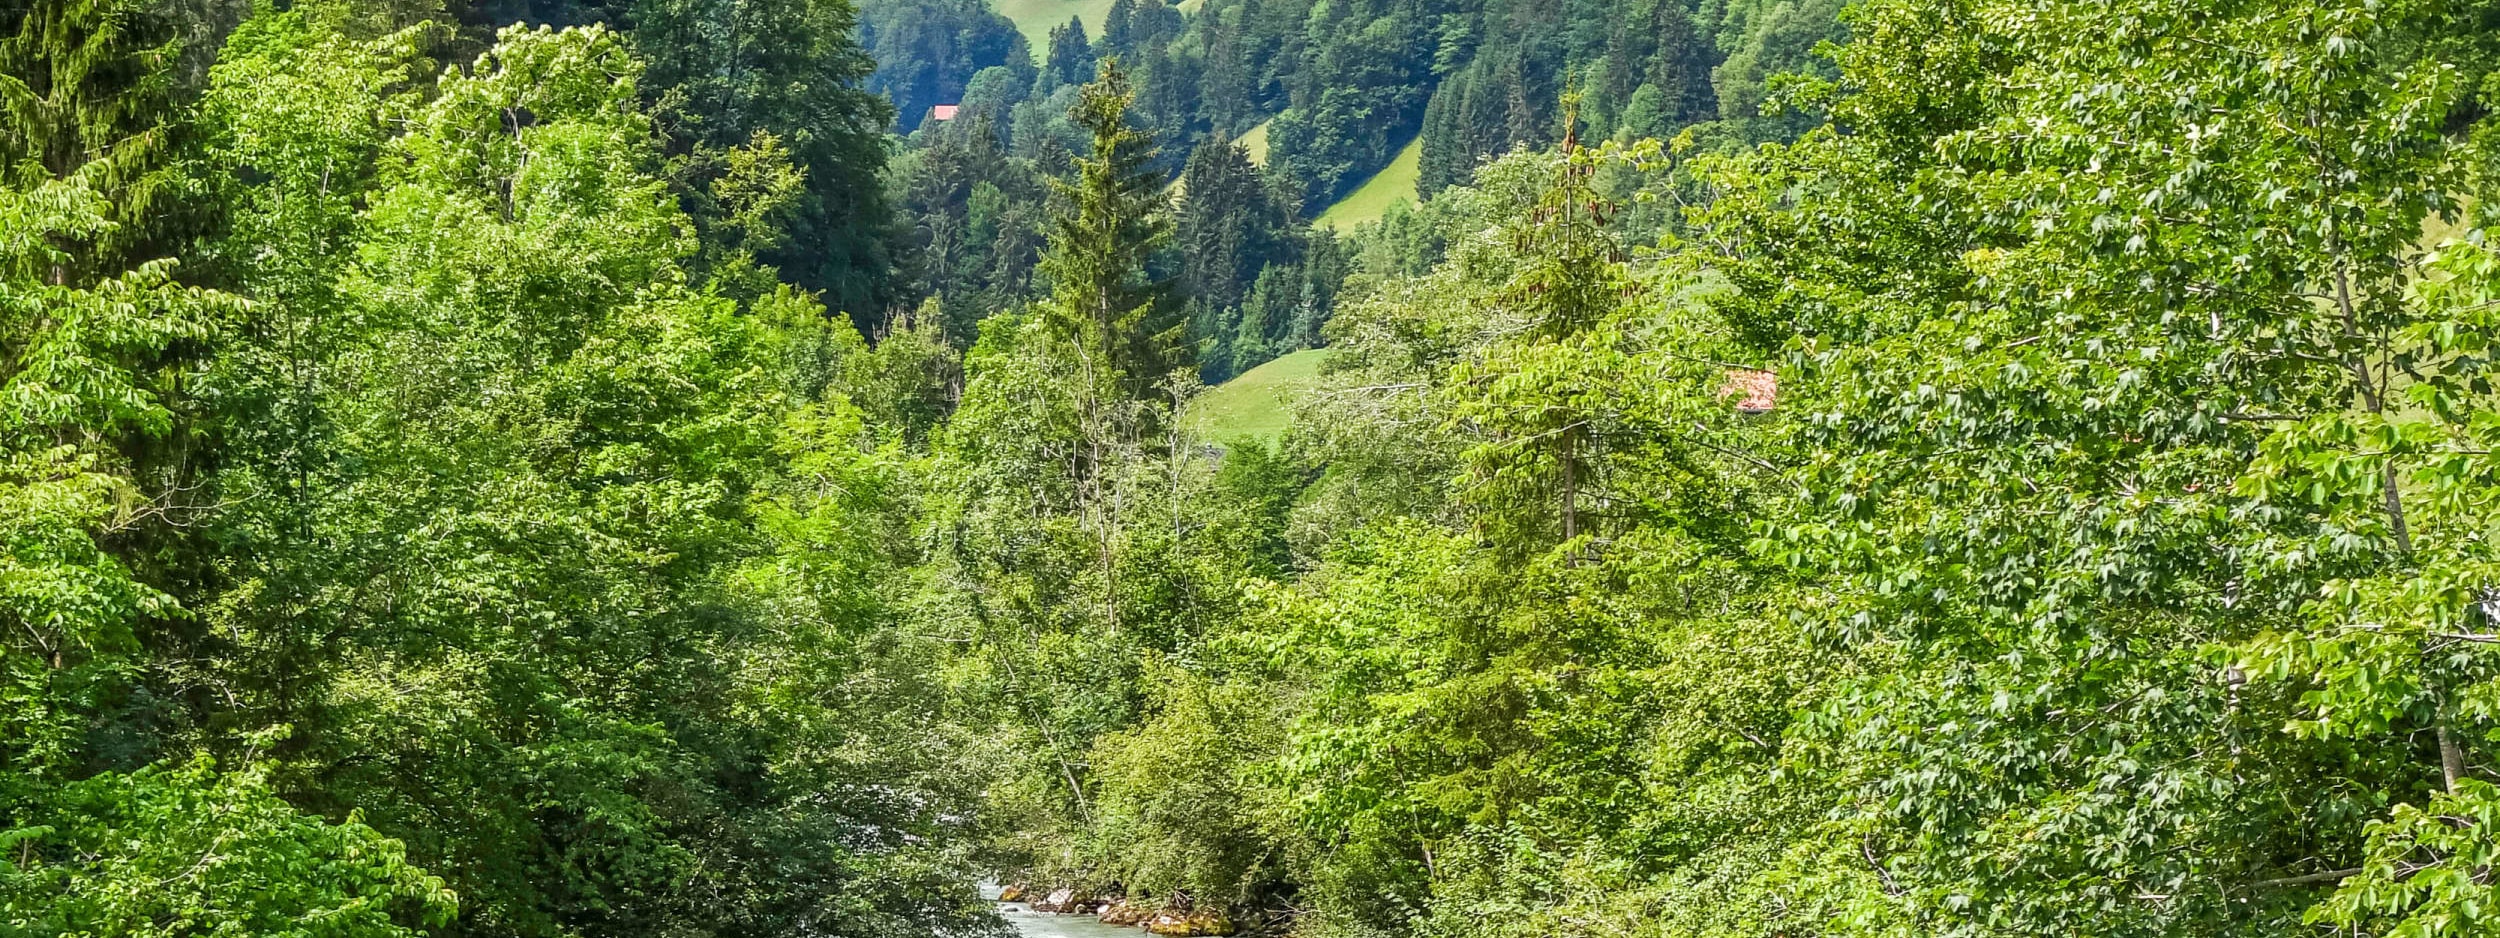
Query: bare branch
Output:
[[2251, 868, 2362, 888]]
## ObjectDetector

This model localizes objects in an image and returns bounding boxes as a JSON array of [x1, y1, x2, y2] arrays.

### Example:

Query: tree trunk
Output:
[[2441, 724, 2466, 794]]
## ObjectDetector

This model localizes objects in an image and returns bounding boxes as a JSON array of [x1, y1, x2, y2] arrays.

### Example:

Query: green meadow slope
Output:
[[1315, 135, 1420, 230], [1185, 348, 1329, 442], [995, 0, 1119, 57]]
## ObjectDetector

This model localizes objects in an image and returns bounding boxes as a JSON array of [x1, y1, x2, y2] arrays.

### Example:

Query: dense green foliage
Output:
[[873, 0, 1849, 385], [859, 0, 1029, 133], [18, 0, 2500, 936], [1, 2, 982, 934], [910, 0, 2500, 937], [628, 0, 899, 311], [443, 0, 902, 311]]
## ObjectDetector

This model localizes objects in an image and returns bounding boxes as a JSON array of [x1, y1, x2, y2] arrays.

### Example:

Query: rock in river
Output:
[[1144, 907, 1233, 936], [1031, 887, 1078, 913]]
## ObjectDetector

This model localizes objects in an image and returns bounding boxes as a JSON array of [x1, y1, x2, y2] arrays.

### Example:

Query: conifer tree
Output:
[[1499, 53, 1543, 152], [1176, 134, 1292, 314], [1233, 262, 1292, 375], [1290, 226, 1343, 347], [1044, 16, 1095, 90], [1644, 0, 1715, 126], [1458, 56, 1508, 171], [1101, 0, 1137, 58], [1186, 297, 1232, 382], [1453, 111, 1632, 551], [1418, 74, 1462, 195], [1198, 11, 1252, 133], [0, 0, 186, 270], [1040, 57, 1182, 406], [1130, 38, 1197, 162], [1130, 0, 1182, 51]]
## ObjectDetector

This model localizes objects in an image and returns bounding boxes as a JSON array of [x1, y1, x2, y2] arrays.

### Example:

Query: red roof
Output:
[[929, 105, 960, 121], [1721, 368, 1776, 413]]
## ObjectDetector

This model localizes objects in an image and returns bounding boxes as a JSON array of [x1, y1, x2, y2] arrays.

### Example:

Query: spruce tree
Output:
[[1128, 0, 1182, 50], [1040, 58, 1182, 405], [1418, 75, 1461, 196], [1101, 0, 1136, 58], [1499, 53, 1543, 152], [1132, 39, 1198, 165], [1176, 134, 1263, 311], [1233, 263, 1292, 375], [1198, 12, 1251, 133], [0, 0, 186, 269], [1458, 56, 1508, 171], [1645, 0, 1715, 125], [1187, 296, 1235, 382], [1291, 226, 1344, 348], [1453, 107, 1628, 552], [1044, 17, 1095, 90]]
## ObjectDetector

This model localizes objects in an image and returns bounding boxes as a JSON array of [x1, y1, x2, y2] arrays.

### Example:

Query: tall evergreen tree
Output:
[[1101, 0, 1137, 58], [1131, 36, 1200, 164], [1458, 56, 1508, 173], [1043, 16, 1095, 90], [1232, 262, 1290, 376], [1126, 0, 1183, 52], [1454, 126, 1625, 549], [1643, 0, 1715, 126], [1040, 58, 1183, 404], [1197, 10, 1253, 134], [1176, 134, 1294, 315], [1418, 71, 1466, 195], [1289, 225, 1344, 348], [1176, 133, 1301, 380], [0, 0, 188, 268], [1499, 53, 1544, 152]]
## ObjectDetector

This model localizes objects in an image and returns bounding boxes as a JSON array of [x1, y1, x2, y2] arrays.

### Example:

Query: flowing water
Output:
[[993, 900, 1148, 938], [981, 884, 1144, 938]]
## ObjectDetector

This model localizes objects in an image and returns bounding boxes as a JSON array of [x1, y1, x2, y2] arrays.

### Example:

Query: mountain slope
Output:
[[1315, 135, 1420, 230], [1186, 347, 1328, 441], [995, 0, 1118, 57]]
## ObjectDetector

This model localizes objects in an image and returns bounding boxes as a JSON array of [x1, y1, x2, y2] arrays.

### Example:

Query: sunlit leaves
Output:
[[1, 757, 458, 936]]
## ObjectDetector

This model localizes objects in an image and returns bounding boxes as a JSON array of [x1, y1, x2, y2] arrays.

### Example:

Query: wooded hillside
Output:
[[7, 0, 2500, 936]]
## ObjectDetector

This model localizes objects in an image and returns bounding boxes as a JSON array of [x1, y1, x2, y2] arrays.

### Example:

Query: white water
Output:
[[981, 883, 1144, 938], [994, 900, 1148, 938]]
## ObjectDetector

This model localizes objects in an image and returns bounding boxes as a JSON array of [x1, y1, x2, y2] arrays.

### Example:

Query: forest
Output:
[[6, 0, 2500, 935]]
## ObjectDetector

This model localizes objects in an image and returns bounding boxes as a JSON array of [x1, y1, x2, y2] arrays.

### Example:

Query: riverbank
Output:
[[983, 883, 1249, 938]]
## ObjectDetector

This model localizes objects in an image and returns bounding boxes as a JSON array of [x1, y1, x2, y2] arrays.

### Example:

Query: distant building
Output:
[[928, 104, 960, 123], [1722, 368, 1776, 413]]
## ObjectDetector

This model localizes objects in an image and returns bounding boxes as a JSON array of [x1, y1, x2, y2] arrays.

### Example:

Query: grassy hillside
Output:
[[1238, 118, 1272, 164], [1186, 348, 1329, 442], [996, 0, 1119, 58], [1315, 135, 1421, 230]]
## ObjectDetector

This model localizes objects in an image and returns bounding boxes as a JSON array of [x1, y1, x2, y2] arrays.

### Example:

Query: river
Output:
[[982, 884, 1144, 938], [993, 900, 1147, 938]]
